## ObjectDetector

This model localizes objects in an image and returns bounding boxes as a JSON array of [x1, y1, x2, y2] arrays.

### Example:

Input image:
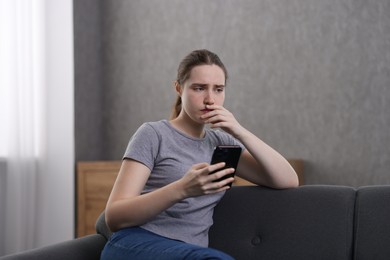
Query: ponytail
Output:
[[170, 95, 182, 120]]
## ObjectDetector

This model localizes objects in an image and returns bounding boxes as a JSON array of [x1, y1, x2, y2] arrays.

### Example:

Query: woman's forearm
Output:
[[105, 180, 185, 232], [236, 127, 299, 189]]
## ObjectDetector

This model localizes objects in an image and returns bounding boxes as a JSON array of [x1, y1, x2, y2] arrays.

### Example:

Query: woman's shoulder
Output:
[[132, 120, 174, 140], [136, 120, 167, 131], [139, 120, 170, 133]]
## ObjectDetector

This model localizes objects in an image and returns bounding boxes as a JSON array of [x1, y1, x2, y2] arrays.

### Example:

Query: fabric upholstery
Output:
[[209, 185, 356, 260], [353, 185, 390, 260], [2, 185, 390, 260], [0, 235, 106, 260], [96, 212, 112, 240]]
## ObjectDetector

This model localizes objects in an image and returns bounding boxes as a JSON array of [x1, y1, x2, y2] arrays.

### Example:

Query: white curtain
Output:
[[0, 0, 45, 254], [1, 0, 74, 256]]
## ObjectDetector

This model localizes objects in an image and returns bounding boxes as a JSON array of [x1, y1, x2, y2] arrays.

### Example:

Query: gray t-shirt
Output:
[[123, 120, 244, 247]]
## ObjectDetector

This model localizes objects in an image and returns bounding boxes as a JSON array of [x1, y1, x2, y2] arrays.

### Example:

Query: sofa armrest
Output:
[[0, 234, 107, 260]]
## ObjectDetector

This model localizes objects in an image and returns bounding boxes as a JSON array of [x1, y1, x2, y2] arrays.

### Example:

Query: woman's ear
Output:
[[174, 81, 182, 96]]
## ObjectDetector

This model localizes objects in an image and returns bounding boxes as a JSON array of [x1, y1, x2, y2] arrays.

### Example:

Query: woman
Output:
[[101, 49, 299, 260]]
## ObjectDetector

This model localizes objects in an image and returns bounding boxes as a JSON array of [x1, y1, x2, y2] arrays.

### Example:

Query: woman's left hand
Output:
[[201, 105, 299, 189], [200, 105, 244, 138]]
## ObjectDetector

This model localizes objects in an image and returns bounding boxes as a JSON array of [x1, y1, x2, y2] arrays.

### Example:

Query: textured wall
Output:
[[74, 0, 104, 160], [75, 0, 390, 186]]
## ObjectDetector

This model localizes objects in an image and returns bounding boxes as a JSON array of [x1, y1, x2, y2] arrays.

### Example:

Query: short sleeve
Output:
[[123, 123, 160, 170]]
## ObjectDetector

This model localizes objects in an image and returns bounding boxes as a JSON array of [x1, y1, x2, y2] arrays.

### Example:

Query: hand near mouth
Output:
[[200, 105, 244, 138]]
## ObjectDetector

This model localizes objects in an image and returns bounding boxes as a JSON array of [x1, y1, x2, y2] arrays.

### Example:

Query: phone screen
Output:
[[209, 145, 242, 186]]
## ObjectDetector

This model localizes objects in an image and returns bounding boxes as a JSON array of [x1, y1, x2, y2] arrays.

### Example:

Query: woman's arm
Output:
[[105, 159, 235, 232], [233, 129, 299, 188], [105, 159, 180, 231], [201, 104, 299, 189]]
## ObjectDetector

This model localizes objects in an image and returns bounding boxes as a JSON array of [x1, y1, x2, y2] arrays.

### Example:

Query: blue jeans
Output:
[[100, 227, 234, 260]]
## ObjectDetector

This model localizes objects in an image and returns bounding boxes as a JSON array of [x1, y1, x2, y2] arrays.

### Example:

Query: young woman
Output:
[[101, 49, 299, 260]]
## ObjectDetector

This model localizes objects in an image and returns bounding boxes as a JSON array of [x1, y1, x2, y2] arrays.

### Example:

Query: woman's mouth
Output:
[[201, 109, 213, 114]]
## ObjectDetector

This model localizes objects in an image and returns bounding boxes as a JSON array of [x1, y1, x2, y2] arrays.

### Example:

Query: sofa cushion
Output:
[[209, 185, 356, 260], [95, 212, 112, 240], [354, 185, 390, 260], [0, 235, 106, 260]]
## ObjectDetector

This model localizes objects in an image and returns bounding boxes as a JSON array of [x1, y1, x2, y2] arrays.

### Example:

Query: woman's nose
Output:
[[204, 92, 215, 105]]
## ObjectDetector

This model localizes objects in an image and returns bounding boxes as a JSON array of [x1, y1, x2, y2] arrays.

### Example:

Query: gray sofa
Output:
[[1, 185, 390, 260]]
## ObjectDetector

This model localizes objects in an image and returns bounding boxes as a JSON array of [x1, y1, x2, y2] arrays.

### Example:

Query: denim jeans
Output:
[[100, 227, 234, 260]]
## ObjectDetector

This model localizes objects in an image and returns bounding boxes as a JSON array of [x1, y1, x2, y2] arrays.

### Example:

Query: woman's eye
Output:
[[216, 88, 224, 93], [194, 87, 204, 91]]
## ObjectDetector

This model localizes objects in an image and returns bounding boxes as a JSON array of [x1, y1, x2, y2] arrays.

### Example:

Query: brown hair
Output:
[[170, 49, 228, 119]]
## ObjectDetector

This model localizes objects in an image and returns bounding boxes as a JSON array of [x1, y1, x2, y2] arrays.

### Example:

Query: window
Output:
[[0, 0, 44, 158]]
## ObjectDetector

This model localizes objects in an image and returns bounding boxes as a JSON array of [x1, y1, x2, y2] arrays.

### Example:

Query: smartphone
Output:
[[209, 145, 242, 187]]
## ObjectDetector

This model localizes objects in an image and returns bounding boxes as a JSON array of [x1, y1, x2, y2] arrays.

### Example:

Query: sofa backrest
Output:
[[353, 185, 390, 260], [209, 185, 356, 260], [95, 185, 390, 260]]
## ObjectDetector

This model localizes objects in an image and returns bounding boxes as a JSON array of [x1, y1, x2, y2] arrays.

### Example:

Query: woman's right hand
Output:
[[177, 162, 235, 198], [105, 160, 234, 232]]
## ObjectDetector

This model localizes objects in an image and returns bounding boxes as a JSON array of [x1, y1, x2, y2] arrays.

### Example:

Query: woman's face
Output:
[[177, 64, 226, 125]]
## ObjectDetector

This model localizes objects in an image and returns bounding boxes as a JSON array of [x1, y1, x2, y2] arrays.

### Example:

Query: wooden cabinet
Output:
[[76, 161, 121, 237], [76, 159, 304, 237]]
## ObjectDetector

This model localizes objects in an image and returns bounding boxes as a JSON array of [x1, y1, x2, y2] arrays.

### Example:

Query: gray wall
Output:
[[74, 0, 390, 187], [74, 0, 105, 160]]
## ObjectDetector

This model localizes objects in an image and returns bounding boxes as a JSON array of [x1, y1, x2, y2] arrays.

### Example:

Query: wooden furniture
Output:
[[76, 161, 122, 237], [76, 159, 304, 237]]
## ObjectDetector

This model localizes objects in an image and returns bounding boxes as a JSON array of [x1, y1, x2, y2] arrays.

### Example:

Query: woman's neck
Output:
[[170, 113, 205, 139]]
